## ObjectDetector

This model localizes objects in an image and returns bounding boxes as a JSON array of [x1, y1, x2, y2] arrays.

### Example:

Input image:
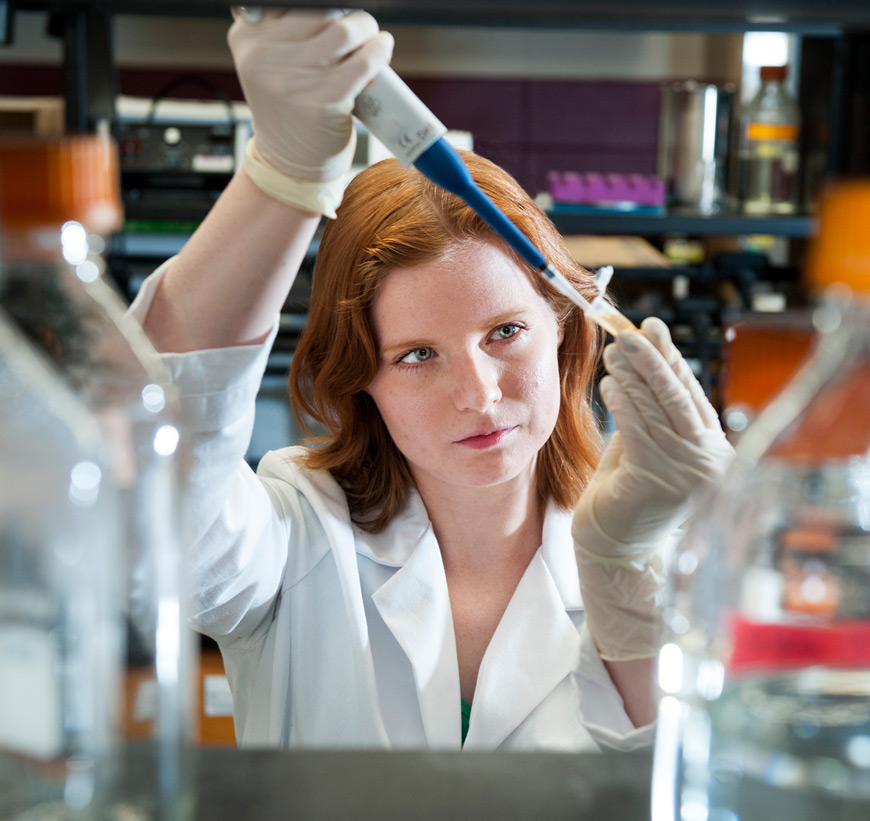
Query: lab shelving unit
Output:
[[14, 0, 868, 407], [16, 0, 869, 235], [14, 1, 870, 343]]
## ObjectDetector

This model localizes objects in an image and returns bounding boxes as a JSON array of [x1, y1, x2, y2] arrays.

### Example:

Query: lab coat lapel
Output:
[[277, 454, 390, 743], [464, 507, 582, 749], [372, 525, 461, 748]]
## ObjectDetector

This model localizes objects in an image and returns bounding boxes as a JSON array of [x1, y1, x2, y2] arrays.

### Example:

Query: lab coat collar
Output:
[[353, 489, 432, 567], [356, 491, 581, 604], [371, 499, 584, 750], [464, 534, 583, 748], [371, 522, 461, 748], [540, 503, 583, 610]]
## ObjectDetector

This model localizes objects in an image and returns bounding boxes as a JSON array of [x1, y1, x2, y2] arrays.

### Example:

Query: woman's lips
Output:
[[456, 426, 517, 450]]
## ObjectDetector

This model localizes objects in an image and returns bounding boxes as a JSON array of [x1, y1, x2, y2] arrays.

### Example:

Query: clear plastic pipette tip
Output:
[[540, 263, 638, 337], [235, 6, 264, 23]]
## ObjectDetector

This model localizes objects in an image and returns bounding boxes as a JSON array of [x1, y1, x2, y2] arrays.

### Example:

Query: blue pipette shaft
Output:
[[414, 138, 546, 269], [412, 138, 638, 336]]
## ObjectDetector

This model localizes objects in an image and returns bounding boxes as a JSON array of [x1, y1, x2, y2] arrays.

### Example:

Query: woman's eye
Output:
[[400, 347, 433, 364], [494, 324, 521, 341]]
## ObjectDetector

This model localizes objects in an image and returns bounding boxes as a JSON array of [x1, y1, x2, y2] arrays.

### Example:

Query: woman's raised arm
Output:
[[141, 9, 393, 353]]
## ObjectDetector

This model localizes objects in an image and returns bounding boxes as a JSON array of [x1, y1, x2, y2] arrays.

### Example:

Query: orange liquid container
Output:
[[0, 133, 122, 235], [720, 313, 816, 420]]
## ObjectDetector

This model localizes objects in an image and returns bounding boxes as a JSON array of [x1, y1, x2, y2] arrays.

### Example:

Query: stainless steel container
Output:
[[658, 81, 736, 212]]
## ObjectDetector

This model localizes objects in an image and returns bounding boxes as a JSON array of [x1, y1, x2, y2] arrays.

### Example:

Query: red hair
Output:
[[289, 151, 604, 532]]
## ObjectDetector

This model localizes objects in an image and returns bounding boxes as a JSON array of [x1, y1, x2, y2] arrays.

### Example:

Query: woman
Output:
[[133, 9, 732, 750]]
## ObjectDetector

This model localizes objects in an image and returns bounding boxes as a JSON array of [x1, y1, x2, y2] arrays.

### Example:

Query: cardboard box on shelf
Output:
[[562, 234, 671, 269], [0, 97, 65, 135], [196, 647, 237, 746]]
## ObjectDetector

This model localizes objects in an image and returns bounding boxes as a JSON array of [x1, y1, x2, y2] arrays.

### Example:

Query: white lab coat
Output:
[[130, 264, 654, 752]]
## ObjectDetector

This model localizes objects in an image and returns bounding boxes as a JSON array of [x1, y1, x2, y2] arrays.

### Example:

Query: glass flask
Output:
[[0, 311, 122, 819], [653, 181, 870, 821], [0, 134, 194, 819]]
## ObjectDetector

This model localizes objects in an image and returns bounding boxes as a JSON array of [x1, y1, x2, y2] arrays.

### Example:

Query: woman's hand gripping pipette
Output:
[[235, 5, 637, 337], [230, 6, 394, 218], [572, 317, 735, 668]]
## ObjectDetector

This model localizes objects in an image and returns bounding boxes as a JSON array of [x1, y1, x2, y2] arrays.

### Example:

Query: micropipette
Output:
[[352, 67, 637, 337], [234, 7, 637, 336]]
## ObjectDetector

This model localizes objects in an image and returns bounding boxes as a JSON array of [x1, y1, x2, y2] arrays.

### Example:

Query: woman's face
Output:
[[366, 241, 564, 497]]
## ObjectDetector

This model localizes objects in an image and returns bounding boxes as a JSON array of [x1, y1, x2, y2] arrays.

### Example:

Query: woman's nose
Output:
[[451, 352, 502, 411]]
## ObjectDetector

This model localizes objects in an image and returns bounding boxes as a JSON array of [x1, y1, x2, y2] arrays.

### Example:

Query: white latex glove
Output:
[[573, 317, 734, 661], [228, 7, 393, 200]]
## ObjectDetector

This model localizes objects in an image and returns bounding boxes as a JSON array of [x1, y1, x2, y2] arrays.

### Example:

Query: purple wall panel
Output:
[[469, 142, 532, 187], [0, 64, 65, 96], [408, 76, 661, 194], [405, 78, 527, 143], [528, 80, 661, 147]]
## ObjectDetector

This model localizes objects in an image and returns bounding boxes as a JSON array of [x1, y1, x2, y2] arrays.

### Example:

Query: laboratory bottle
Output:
[[652, 180, 870, 821], [0, 134, 194, 820], [738, 65, 802, 215], [0, 311, 122, 819]]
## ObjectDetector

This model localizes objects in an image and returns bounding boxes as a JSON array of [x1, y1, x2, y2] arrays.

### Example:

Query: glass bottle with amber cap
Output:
[[738, 64, 802, 215], [0, 134, 194, 820], [653, 182, 870, 821]]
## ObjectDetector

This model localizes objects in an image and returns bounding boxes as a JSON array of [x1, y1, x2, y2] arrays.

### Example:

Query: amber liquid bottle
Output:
[[738, 65, 802, 215]]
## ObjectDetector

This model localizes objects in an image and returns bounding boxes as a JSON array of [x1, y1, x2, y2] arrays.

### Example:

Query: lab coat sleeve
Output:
[[575, 621, 657, 751], [128, 260, 291, 645]]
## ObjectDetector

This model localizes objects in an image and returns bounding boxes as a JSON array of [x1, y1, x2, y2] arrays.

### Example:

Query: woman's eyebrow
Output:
[[378, 307, 531, 357], [486, 308, 529, 328], [379, 336, 438, 358]]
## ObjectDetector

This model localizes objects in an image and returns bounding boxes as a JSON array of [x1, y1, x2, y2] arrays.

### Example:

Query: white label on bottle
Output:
[[0, 625, 63, 758], [203, 674, 233, 717], [134, 678, 158, 721], [739, 567, 784, 620]]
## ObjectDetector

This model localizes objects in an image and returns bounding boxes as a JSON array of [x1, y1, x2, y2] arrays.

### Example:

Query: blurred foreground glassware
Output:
[[0, 312, 122, 819], [653, 181, 870, 821], [0, 134, 194, 820]]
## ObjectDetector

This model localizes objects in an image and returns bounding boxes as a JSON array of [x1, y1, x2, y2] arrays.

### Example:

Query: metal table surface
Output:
[[114, 743, 870, 819], [180, 747, 653, 820]]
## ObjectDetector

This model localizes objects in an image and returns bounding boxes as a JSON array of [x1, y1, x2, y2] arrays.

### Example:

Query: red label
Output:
[[729, 615, 870, 672]]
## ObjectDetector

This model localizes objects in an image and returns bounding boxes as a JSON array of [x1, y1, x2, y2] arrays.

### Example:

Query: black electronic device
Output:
[[114, 76, 250, 223], [116, 119, 239, 221], [117, 119, 236, 177]]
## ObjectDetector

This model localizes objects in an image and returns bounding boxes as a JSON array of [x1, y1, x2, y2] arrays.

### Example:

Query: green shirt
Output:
[[461, 698, 472, 746]]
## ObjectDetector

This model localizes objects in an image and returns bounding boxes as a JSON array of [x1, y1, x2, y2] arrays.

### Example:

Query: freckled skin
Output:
[[366, 241, 564, 502]]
